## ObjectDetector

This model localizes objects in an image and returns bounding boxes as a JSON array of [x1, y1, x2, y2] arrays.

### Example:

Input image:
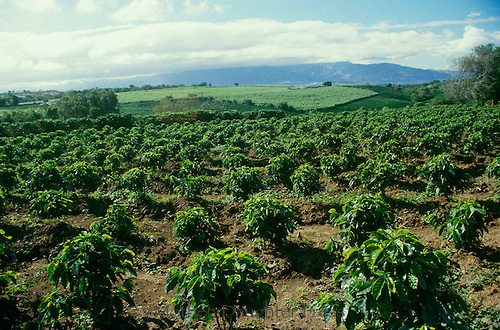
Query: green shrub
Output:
[[0, 189, 6, 216], [103, 153, 123, 172], [320, 154, 344, 179], [461, 131, 490, 155], [90, 202, 137, 240], [0, 228, 16, 295], [224, 166, 264, 200], [436, 200, 488, 250], [222, 153, 247, 170], [330, 193, 392, 246], [38, 233, 135, 328], [486, 157, 499, 178], [243, 196, 296, 244], [315, 229, 467, 329], [62, 161, 101, 192], [120, 167, 149, 191], [165, 247, 276, 327], [416, 132, 451, 155], [170, 175, 207, 199], [418, 153, 456, 195], [179, 159, 204, 176], [29, 190, 76, 218], [0, 228, 15, 268], [265, 155, 296, 185], [173, 207, 220, 249], [291, 164, 321, 196], [351, 153, 403, 194], [25, 160, 61, 191], [0, 165, 18, 191]]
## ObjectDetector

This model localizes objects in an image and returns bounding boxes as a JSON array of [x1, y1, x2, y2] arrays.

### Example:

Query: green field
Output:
[[117, 85, 377, 113]]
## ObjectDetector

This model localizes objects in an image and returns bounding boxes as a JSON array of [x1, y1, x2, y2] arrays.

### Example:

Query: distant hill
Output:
[[153, 62, 451, 86], [59, 62, 452, 90]]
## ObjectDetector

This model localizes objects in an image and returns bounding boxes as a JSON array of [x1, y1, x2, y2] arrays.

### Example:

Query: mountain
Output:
[[64, 62, 451, 90], [150, 62, 451, 86]]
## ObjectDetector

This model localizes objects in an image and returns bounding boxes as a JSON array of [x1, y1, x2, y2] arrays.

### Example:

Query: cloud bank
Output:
[[1, 17, 499, 89]]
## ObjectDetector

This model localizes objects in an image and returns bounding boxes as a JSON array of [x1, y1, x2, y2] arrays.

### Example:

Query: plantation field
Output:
[[0, 104, 498, 329], [117, 85, 377, 113]]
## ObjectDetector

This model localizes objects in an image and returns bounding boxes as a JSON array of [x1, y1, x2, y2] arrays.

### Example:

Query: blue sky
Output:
[[0, 0, 499, 90]]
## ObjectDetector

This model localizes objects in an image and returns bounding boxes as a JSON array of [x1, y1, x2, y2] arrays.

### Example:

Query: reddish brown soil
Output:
[[1, 171, 498, 329]]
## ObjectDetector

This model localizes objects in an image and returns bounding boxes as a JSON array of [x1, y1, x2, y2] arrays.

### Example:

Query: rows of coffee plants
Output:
[[0, 104, 498, 328]]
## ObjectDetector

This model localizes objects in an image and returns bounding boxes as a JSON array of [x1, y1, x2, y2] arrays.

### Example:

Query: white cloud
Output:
[[183, 0, 223, 16], [371, 16, 499, 30], [111, 0, 173, 23], [467, 11, 481, 18], [0, 19, 499, 89], [11, 0, 61, 13], [76, 0, 100, 14]]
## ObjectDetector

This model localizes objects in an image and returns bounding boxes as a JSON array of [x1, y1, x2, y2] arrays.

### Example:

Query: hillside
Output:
[[154, 62, 451, 86]]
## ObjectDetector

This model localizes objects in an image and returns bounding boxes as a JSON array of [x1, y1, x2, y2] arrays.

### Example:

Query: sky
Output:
[[1, 0, 499, 90]]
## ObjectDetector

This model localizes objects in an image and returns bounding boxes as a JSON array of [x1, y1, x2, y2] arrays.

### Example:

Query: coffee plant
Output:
[[486, 157, 499, 178], [291, 164, 320, 196], [320, 154, 344, 179], [90, 202, 137, 241], [434, 200, 488, 250], [330, 193, 392, 246], [25, 160, 61, 191], [119, 167, 149, 191], [62, 161, 101, 192], [243, 195, 296, 244], [351, 153, 403, 194], [224, 166, 264, 200], [265, 154, 296, 185], [165, 247, 276, 328], [418, 153, 456, 195], [315, 229, 468, 329], [38, 233, 136, 328], [173, 207, 220, 249], [0, 228, 16, 295], [29, 190, 76, 218]]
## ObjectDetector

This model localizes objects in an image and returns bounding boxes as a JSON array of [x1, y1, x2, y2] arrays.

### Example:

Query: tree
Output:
[[444, 44, 500, 104]]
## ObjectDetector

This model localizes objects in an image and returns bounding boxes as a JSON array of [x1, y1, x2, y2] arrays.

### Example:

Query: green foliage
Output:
[[57, 89, 119, 118], [330, 193, 392, 246], [432, 200, 488, 250], [0, 228, 16, 295], [62, 161, 101, 192], [173, 207, 220, 249], [444, 43, 500, 103], [180, 159, 204, 176], [25, 160, 62, 191], [461, 131, 490, 155], [90, 202, 137, 240], [168, 175, 207, 199], [486, 157, 499, 178], [315, 229, 468, 329], [120, 167, 149, 191], [165, 247, 276, 327], [39, 233, 135, 328], [0, 165, 18, 191], [418, 153, 456, 195], [351, 153, 403, 193], [265, 155, 296, 185], [291, 164, 320, 196], [320, 154, 344, 178], [243, 195, 296, 244], [416, 132, 451, 155], [29, 190, 76, 218], [222, 153, 247, 170], [0, 228, 15, 268], [0, 189, 6, 216], [224, 166, 264, 200]]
